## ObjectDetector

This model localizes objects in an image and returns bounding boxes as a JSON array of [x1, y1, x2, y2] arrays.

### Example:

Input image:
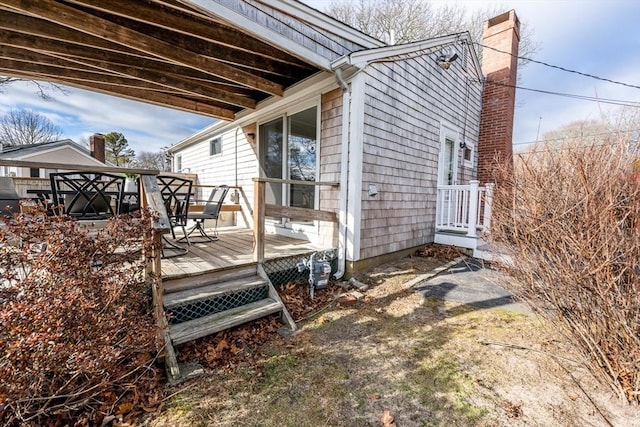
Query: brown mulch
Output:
[[414, 244, 464, 261]]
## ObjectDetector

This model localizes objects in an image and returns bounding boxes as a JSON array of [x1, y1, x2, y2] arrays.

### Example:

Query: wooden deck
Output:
[[161, 226, 321, 280]]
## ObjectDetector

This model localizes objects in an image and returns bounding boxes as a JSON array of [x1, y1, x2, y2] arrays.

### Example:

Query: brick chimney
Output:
[[89, 133, 106, 163], [477, 10, 520, 184]]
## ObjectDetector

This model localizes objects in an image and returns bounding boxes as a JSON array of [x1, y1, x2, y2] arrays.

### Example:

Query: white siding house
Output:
[[0, 139, 106, 178]]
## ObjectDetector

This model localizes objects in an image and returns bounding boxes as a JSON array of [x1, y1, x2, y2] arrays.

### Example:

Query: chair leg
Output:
[[181, 225, 191, 246], [178, 219, 217, 242]]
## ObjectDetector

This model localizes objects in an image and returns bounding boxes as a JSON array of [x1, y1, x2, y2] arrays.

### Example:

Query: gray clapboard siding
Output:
[[358, 42, 482, 260]]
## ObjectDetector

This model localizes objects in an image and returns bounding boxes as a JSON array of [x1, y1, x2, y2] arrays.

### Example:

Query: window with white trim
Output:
[[210, 137, 222, 156]]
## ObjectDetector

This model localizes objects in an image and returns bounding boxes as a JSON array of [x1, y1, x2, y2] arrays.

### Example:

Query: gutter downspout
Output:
[[234, 127, 240, 204], [333, 67, 350, 280]]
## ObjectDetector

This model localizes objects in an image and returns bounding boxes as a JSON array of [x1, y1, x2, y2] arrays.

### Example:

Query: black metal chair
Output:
[[179, 185, 229, 243], [49, 172, 125, 219], [156, 175, 193, 248]]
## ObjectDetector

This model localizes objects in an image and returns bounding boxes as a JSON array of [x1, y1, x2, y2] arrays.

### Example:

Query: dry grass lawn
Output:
[[150, 257, 639, 427]]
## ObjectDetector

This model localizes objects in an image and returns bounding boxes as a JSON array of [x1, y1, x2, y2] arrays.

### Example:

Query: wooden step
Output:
[[163, 276, 267, 309], [169, 298, 282, 345], [163, 263, 257, 294]]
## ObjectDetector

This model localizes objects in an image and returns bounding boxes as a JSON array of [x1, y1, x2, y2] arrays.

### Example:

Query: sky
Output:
[[0, 0, 639, 155]]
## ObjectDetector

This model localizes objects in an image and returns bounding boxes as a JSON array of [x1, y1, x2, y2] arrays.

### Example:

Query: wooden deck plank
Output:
[[161, 226, 322, 280]]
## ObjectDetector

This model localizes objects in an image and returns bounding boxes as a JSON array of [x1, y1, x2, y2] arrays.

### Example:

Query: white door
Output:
[[438, 127, 459, 226]]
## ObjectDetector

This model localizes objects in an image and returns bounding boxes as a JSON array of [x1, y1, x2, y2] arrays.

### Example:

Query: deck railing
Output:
[[252, 177, 339, 263], [436, 180, 494, 237]]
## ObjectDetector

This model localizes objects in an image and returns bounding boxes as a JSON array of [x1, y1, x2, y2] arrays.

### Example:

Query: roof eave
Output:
[[331, 32, 484, 80]]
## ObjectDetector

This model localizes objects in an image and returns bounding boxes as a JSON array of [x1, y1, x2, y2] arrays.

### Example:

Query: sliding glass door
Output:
[[259, 106, 318, 227]]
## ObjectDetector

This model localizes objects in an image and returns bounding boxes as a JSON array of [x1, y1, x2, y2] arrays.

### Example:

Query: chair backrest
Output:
[[202, 185, 229, 217], [0, 176, 20, 217], [49, 172, 125, 218], [156, 175, 192, 226]]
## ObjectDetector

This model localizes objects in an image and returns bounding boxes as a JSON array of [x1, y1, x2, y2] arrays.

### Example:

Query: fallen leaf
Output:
[[381, 409, 396, 427], [116, 402, 134, 415]]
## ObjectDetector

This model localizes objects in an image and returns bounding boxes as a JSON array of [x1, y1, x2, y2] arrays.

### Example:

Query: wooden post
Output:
[[483, 183, 494, 232], [467, 180, 479, 237], [140, 174, 180, 381], [253, 179, 265, 263]]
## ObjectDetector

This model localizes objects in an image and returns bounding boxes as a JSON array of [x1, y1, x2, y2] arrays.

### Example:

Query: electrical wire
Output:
[[484, 79, 640, 108], [475, 42, 640, 91]]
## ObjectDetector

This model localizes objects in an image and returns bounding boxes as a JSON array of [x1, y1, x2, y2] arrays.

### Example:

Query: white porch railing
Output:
[[436, 180, 494, 237]]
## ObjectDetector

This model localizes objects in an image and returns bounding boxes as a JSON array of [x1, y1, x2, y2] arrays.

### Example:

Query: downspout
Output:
[[333, 67, 350, 280], [234, 127, 239, 203]]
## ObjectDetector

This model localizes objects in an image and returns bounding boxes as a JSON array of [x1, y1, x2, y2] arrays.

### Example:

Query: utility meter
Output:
[[297, 252, 332, 299]]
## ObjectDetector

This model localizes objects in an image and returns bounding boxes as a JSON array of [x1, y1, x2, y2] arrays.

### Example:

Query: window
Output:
[[210, 137, 222, 156], [30, 168, 40, 178], [463, 142, 474, 167], [175, 154, 182, 172]]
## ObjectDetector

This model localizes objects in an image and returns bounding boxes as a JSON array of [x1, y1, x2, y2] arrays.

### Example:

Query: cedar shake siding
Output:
[[358, 43, 482, 261], [318, 88, 343, 248]]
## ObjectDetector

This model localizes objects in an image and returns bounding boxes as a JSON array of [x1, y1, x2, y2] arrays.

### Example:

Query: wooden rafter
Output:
[[0, 0, 284, 95], [0, 40, 256, 109], [0, 0, 321, 119], [0, 28, 261, 97], [1, 66, 236, 119], [64, 0, 312, 67]]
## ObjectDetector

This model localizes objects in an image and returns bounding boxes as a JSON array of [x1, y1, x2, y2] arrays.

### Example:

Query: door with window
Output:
[[438, 126, 459, 226], [259, 106, 318, 228]]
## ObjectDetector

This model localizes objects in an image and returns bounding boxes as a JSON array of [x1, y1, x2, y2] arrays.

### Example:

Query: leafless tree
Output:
[[0, 108, 64, 146], [0, 75, 67, 100], [531, 107, 640, 151], [325, 0, 539, 64], [133, 150, 168, 171]]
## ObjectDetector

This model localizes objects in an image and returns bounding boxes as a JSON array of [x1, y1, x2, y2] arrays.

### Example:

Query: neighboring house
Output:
[[0, 138, 107, 178], [166, 5, 520, 274]]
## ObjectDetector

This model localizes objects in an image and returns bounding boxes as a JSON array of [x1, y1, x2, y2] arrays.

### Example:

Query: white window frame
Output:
[[175, 154, 182, 173], [438, 123, 460, 186], [257, 98, 321, 234], [209, 137, 222, 157]]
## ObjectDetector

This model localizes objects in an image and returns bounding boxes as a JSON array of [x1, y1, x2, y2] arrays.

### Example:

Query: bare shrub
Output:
[[490, 142, 640, 403], [0, 209, 162, 425]]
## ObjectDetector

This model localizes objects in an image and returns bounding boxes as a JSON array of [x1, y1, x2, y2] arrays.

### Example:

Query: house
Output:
[[168, 4, 520, 274], [0, 138, 106, 178], [0, 1, 521, 379]]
